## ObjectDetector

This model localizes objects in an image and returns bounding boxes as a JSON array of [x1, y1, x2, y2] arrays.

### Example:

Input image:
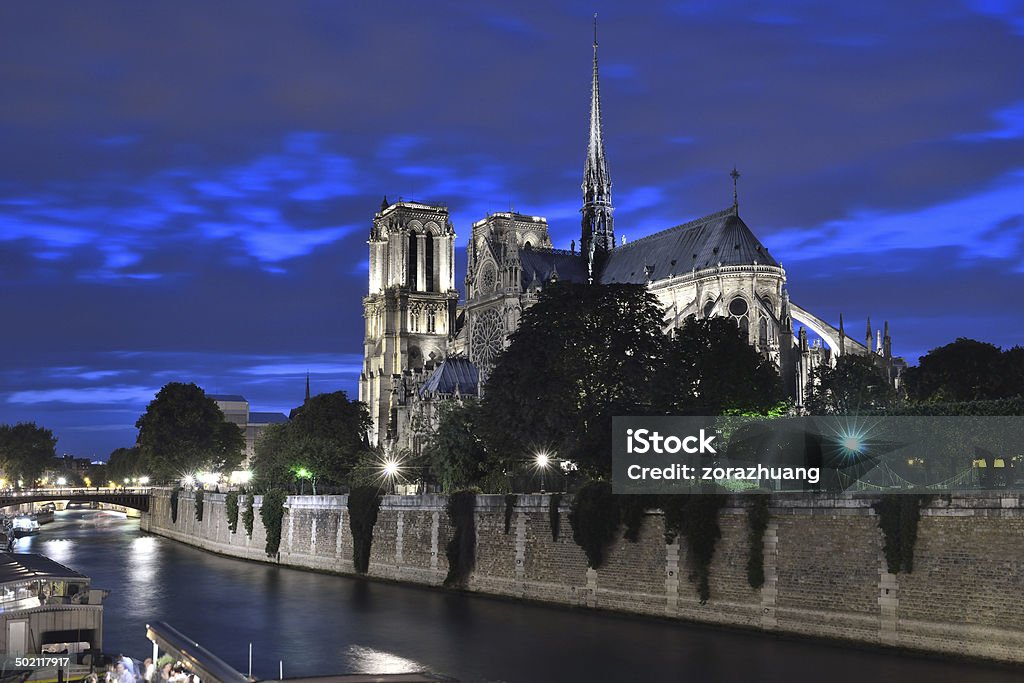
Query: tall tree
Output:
[[904, 338, 1008, 402], [653, 315, 784, 415], [106, 446, 143, 483], [481, 282, 670, 478], [804, 354, 896, 414], [135, 382, 244, 481], [422, 399, 490, 492], [0, 422, 57, 485]]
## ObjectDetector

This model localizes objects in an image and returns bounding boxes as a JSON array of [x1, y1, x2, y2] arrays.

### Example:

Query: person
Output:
[[157, 663, 172, 683], [118, 655, 136, 678], [115, 663, 134, 683], [142, 658, 155, 683]]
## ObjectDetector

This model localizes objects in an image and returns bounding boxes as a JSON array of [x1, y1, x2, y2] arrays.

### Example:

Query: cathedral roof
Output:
[[519, 248, 589, 287], [599, 207, 779, 284], [418, 356, 480, 398]]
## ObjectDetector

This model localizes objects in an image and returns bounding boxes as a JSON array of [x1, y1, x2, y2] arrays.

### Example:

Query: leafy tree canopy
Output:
[[422, 399, 489, 492], [804, 354, 896, 415], [0, 422, 57, 485], [481, 282, 669, 478], [135, 382, 244, 481], [106, 446, 143, 483], [653, 316, 784, 415], [904, 338, 1023, 402], [252, 392, 372, 490]]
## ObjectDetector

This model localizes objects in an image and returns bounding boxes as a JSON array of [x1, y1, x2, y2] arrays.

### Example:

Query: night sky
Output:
[[2, 1, 1023, 459]]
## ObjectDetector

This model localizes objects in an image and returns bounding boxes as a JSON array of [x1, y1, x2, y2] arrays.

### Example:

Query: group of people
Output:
[[91, 654, 202, 683]]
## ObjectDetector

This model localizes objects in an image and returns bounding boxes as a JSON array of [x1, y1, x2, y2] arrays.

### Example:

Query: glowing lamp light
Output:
[[181, 475, 196, 487], [295, 468, 312, 479], [199, 472, 220, 486], [382, 460, 399, 477], [56, 477, 67, 486], [535, 453, 551, 469], [138, 476, 150, 485]]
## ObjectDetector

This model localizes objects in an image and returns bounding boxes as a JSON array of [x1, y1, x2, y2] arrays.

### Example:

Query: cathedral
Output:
[[359, 27, 904, 451]]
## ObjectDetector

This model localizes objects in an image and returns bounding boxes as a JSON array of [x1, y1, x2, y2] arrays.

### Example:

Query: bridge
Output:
[[0, 487, 151, 512]]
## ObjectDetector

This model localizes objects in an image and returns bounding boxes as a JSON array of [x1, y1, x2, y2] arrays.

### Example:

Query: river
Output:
[[12, 509, 1022, 683]]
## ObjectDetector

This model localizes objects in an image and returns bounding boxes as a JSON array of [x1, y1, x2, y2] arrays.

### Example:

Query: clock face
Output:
[[480, 265, 496, 292], [471, 308, 504, 370]]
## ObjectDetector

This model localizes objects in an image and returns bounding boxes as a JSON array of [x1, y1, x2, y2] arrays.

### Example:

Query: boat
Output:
[[0, 553, 108, 682], [11, 515, 40, 538], [34, 504, 56, 525]]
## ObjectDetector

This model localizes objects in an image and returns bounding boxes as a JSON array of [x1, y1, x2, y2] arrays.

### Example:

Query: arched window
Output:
[[425, 233, 434, 292], [703, 300, 715, 318], [407, 232, 418, 289]]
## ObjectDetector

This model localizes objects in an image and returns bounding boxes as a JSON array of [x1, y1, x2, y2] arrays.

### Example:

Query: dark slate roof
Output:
[[419, 357, 480, 397], [599, 208, 779, 284], [248, 412, 288, 425], [519, 248, 589, 288], [0, 553, 87, 584], [208, 394, 246, 402]]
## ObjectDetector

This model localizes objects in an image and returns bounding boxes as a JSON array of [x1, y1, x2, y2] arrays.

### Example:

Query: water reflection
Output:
[[10, 509, 1022, 683]]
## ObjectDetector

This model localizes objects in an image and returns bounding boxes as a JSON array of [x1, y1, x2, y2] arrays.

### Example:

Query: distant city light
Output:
[[138, 476, 151, 485], [56, 477, 67, 486]]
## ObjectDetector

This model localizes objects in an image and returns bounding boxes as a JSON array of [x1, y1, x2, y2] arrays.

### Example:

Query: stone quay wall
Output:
[[140, 491, 1024, 664]]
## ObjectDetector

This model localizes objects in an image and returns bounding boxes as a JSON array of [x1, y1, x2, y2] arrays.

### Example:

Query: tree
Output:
[[422, 399, 489, 492], [904, 338, 1023, 402], [251, 392, 372, 490], [653, 316, 785, 415], [804, 354, 896, 414], [106, 447, 142, 484], [481, 282, 670, 478], [904, 338, 1005, 402], [135, 382, 244, 481], [0, 422, 57, 485]]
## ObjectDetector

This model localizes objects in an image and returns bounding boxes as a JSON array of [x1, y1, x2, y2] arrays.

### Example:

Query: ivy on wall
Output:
[[663, 494, 726, 604], [549, 493, 562, 541], [568, 481, 618, 569], [874, 494, 932, 574], [348, 486, 382, 574], [243, 493, 255, 538], [504, 494, 516, 534], [619, 495, 647, 542], [169, 486, 181, 524], [194, 488, 205, 522], [444, 490, 477, 587], [226, 491, 240, 533], [260, 489, 288, 557], [746, 495, 769, 589]]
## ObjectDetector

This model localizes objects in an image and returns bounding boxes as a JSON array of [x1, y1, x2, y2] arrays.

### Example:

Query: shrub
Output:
[[194, 488, 205, 522], [746, 495, 770, 589], [348, 486, 382, 574], [444, 490, 477, 587], [243, 492, 255, 538], [619, 495, 647, 542], [568, 481, 619, 569], [226, 491, 239, 533], [260, 489, 288, 557]]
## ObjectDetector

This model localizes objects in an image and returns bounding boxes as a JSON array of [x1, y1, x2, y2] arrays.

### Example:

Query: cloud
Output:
[[8, 385, 159, 406]]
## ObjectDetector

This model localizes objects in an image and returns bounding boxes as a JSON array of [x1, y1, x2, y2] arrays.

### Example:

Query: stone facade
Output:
[[142, 491, 1024, 664]]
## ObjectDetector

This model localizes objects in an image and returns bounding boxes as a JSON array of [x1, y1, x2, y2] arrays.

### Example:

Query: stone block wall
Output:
[[141, 491, 1024, 664]]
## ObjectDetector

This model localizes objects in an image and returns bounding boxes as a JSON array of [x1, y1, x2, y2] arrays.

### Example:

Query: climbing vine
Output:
[[549, 493, 563, 541], [348, 486, 382, 574], [444, 490, 477, 587], [260, 489, 288, 557], [504, 494, 516, 534], [169, 486, 181, 523], [226, 491, 240, 533], [194, 488, 204, 522], [746, 494, 769, 589], [662, 494, 726, 604], [619, 495, 647, 542], [568, 481, 619, 569], [243, 492, 255, 538], [874, 494, 932, 574]]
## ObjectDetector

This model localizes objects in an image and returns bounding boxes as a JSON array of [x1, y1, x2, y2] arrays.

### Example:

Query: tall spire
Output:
[[581, 12, 615, 279], [305, 372, 310, 403]]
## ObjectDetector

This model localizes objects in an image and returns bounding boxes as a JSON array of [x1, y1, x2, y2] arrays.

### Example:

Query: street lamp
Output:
[[295, 467, 312, 495], [535, 452, 552, 493], [138, 476, 150, 485], [56, 477, 67, 487]]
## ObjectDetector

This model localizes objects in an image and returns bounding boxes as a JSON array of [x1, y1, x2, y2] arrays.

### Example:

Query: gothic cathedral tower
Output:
[[359, 199, 458, 445], [580, 15, 615, 281]]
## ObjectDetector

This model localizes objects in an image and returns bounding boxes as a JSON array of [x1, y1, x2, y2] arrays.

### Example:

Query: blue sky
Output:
[[1, 1, 1023, 458]]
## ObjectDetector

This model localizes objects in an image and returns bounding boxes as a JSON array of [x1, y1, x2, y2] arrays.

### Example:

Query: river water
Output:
[[12, 509, 1022, 683]]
